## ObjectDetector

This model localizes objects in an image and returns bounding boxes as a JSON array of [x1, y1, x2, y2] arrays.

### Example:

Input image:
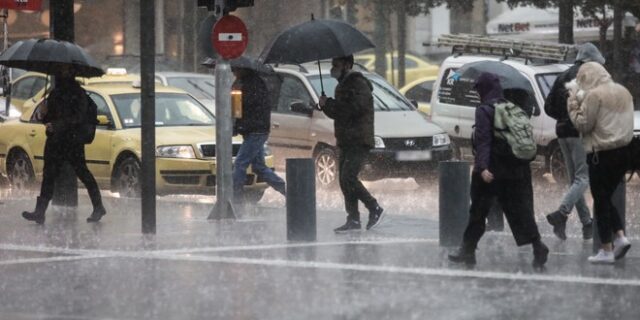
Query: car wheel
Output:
[[550, 145, 567, 185], [7, 151, 35, 191], [244, 188, 266, 205], [314, 147, 338, 189], [115, 156, 141, 198]]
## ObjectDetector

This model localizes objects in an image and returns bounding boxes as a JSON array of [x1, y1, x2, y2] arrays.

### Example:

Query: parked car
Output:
[[399, 75, 437, 116], [155, 72, 216, 113], [265, 61, 452, 188], [430, 54, 570, 181], [0, 82, 271, 202], [8, 70, 145, 113], [355, 51, 439, 87]]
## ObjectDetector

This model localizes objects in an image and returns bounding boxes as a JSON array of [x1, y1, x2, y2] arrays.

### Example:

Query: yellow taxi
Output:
[[354, 51, 439, 88], [9, 70, 145, 113], [399, 75, 438, 117], [0, 82, 271, 202]]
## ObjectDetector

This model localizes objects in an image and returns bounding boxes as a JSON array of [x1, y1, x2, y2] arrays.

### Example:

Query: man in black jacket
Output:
[[544, 43, 604, 240], [231, 67, 285, 201], [22, 67, 106, 224], [319, 55, 384, 233]]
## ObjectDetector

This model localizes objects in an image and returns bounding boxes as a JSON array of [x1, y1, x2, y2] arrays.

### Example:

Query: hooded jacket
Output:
[[234, 70, 271, 135], [473, 73, 529, 179], [544, 43, 606, 138], [43, 77, 88, 143], [322, 70, 375, 149], [568, 62, 634, 153]]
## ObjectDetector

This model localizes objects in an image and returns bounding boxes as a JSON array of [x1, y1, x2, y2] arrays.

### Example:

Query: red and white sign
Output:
[[0, 0, 43, 11], [211, 15, 248, 60]]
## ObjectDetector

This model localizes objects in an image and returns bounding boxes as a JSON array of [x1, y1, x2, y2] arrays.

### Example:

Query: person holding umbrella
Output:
[[22, 65, 106, 224], [228, 57, 286, 202], [318, 55, 384, 232], [0, 39, 108, 224], [448, 72, 548, 269]]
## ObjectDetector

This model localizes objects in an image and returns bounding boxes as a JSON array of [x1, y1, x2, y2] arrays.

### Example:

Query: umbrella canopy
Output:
[[0, 38, 104, 78], [260, 18, 374, 64], [202, 56, 273, 74], [453, 60, 538, 115]]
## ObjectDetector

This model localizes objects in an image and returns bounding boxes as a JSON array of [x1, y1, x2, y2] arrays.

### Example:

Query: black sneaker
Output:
[[582, 222, 593, 240], [86, 206, 107, 223], [546, 211, 567, 240], [366, 206, 385, 230], [448, 247, 476, 266], [334, 219, 361, 233]]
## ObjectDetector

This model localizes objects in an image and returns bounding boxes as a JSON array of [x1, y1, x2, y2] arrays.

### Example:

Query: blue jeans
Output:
[[233, 133, 285, 198], [558, 137, 592, 225]]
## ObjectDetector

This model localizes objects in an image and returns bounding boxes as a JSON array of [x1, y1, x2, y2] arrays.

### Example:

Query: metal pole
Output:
[[286, 158, 316, 242], [208, 59, 235, 220], [1, 9, 9, 116], [593, 179, 625, 252], [141, 0, 156, 234], [439, 161, 471, 247], [50, 0, 78, 208]]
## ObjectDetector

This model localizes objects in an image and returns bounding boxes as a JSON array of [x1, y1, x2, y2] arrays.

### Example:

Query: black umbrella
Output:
[[453, 60, 538, 115], [202, 56, 273, 74], [259, 16, 374, 95], [0, 38, 104, 78]]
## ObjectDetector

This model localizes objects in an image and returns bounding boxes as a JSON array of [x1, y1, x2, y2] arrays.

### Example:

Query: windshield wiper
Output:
[[187, 79, 214, 99]]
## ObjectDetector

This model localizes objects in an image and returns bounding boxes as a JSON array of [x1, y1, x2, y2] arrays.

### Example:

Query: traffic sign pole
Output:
[[207, 14, 248, 220]]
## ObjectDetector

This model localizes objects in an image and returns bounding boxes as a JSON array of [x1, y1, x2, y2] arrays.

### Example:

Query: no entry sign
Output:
[[211, 15, 248, 60], [0, 0, 42, 11]]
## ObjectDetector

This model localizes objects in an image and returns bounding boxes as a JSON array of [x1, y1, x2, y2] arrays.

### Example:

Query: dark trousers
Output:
[[462, 169, 540, 248], [40, 139, 103, 209], [338, 146, 378, 221], [587, 147, 628, 244]]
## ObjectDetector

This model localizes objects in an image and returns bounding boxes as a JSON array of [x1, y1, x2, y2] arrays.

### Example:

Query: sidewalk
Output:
[[0, 195, 639, 320]]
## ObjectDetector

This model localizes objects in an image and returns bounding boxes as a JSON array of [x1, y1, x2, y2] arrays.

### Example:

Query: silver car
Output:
[[267, 62, 452, 188], [155, 72, 216, 112]]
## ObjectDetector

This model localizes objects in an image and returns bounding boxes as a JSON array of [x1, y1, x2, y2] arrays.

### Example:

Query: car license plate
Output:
[[395, 150, 432, 161]]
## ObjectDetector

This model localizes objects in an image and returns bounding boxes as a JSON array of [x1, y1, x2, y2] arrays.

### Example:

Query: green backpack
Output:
[[493, 99, 537, 162]]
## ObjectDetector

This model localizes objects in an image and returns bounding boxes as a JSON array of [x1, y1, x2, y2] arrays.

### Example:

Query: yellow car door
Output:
[[22, 103, 47, 175]]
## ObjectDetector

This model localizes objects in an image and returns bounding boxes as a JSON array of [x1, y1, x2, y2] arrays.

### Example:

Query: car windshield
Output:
[[167, 77, 215, 100], [308, 74, 415, 111], [112, 93, 215, 128], [535, 73, 560, 99]]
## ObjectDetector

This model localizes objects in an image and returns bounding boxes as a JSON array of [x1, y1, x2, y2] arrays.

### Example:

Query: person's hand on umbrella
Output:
[[318, 94, 328, 110]]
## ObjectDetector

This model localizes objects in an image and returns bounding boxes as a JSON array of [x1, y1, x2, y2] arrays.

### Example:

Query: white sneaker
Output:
[[588, 250, 614, 264], [613, 236, 631, 260]]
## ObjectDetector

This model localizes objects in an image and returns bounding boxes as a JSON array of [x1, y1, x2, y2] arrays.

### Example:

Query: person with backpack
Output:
[[22, 66, 106, 224], [543, 43, 604, 241], [448, 72, 549, 269], [567, 62, 633, 264]]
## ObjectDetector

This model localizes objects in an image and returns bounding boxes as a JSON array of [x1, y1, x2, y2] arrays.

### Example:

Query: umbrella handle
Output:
[[317, 60, 325, 96]]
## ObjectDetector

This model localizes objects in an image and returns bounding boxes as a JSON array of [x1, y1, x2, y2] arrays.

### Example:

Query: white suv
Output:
[[431, 55, 570, 182]]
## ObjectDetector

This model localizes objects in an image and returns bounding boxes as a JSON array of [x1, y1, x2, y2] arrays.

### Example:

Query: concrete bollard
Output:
[[439, 161, 471, 247], [286, 158, 316, 242], [593, 179, 625, 252]]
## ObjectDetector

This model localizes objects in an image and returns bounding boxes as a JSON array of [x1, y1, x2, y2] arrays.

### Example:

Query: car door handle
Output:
[[273, 122, 280, 128], [29, 130, 37, 137]]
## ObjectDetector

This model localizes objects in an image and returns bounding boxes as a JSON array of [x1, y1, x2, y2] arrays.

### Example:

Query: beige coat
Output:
[[567, 62, 634, 153]]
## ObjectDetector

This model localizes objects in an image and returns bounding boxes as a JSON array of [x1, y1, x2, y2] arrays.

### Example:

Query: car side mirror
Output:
[[97, 115, 112, 127], [290, 101, 313, 116]]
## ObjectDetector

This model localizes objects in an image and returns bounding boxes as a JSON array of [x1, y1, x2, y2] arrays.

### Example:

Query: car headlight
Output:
[[374, 136, 385, 149], [156, 145, 196, 158], [264, 143, 272, 156], [432, 133, 450, 147]]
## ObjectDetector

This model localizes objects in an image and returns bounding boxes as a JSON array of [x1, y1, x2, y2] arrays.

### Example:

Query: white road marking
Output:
[[0, 255, 107, 266]]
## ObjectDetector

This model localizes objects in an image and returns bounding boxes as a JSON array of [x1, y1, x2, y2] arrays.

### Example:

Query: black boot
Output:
[[546, 210, 567, 240], [86, 205, 106, 222], [448, 245, 476, 265], [532, 239, 549, 269], [22, 197, 49, 224]]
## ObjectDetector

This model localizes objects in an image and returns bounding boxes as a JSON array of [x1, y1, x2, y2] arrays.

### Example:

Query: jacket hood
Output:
[[576, 62, 612, 91], [474, 72, 503, 104], [576, 43, 606, 65]]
